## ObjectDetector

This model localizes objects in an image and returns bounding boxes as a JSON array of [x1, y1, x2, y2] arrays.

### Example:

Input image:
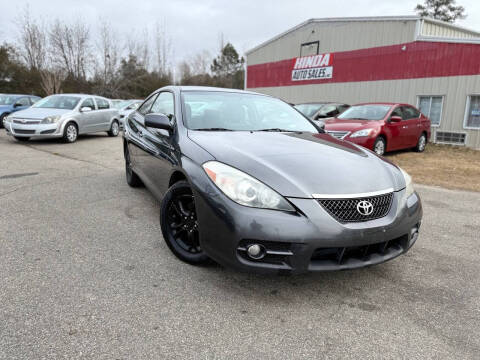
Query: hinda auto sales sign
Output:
[[291, 53, 333, 81]]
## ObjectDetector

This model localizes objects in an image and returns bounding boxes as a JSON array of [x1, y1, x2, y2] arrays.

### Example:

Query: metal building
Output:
[[245, 16, 480, 149]]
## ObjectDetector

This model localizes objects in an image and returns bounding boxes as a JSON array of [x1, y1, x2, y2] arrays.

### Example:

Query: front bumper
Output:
[[193, 174, 422, 274], [5, 121, 64, 138], [343, 136, 376, 151]]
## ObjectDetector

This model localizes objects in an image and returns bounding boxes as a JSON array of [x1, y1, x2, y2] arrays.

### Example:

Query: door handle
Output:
[[138, 131, 143, 137], [402, 126, 408, 129]]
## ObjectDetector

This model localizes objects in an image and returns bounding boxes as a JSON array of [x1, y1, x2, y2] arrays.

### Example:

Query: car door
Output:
[[141, 91, 178, 197], [384, 106, 405, 151], [94, 97, 112, 132], [78, 97, 97, 133], [127, 93, 159, 181], [401, 106, 422, 148]]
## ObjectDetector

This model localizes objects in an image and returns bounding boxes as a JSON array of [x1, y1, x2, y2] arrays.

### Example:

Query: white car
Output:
[[4, 94, 120, 143], [117, 100, 143, 128]]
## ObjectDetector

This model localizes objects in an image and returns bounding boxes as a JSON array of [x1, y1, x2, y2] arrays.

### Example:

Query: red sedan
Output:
[[324, 103, 431, 155]]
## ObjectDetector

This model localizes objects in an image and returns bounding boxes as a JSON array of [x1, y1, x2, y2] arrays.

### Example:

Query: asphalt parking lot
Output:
[[0, 131, 479, 359]]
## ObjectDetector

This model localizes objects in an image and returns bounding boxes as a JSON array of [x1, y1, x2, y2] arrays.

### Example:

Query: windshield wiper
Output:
[[255, 128, 292, 132], [196, 127, 233, 131]]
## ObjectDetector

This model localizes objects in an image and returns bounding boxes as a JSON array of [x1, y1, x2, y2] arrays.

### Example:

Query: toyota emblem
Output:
[[357, 200, 374, 216]]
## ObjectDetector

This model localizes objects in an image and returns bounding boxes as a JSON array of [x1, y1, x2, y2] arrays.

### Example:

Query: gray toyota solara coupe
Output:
[[123, 86, 422, 274]]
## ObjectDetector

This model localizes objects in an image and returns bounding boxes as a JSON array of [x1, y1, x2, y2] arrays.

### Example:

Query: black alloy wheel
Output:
[[160, 180, 209, 264]]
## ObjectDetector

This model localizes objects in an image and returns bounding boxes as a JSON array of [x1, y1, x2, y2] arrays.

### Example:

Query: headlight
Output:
[[349, 129, 373, 138], [399, 167, 414, 198], [203, 161, 295, 211], [41, 115, 61, 124]]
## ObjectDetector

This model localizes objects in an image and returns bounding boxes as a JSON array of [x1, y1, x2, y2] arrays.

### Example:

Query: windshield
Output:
[[114, 100, 131, 109], [0, 95, 18, 106], [33, 95, 81, 110], [182, 91, 318, 132], [337, 105, 392, 120], [294, 103, 326, 118]]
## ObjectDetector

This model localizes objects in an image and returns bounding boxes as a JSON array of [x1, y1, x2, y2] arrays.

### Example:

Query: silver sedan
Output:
[[4, 94, 120, 143]]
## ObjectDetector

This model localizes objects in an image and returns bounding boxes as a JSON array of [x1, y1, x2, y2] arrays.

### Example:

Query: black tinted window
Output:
[[138, 94, 158, 115], [402, 106, 420, 120], [390, 107, 403, 118]]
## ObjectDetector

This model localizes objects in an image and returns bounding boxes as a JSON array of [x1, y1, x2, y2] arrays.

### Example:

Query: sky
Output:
[[1, 0, 478, 66]]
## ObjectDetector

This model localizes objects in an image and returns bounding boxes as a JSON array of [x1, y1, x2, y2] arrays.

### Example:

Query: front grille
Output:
[[318, 192, 393, 222], [13, 129, 36, 135], [13, 119, 40, 124], [311, 234, 408, 266], [326, 130, 349, 139]]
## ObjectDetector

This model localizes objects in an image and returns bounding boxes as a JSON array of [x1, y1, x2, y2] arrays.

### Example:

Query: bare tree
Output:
[[16, 6, 47, 70], [49, 19, 90, 79], [189, 50, 211, 75], [40, 68, 65, 95], [153, 20, 173, 76]]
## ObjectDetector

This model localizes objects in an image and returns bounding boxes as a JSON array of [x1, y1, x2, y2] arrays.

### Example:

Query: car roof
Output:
[[353, 102, 414, 107], [163, 85, 268, 97], [0, 94, 39, 98], [295, 102, 346, 105]]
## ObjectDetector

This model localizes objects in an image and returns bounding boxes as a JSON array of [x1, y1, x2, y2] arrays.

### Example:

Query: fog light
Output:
[[247, 244, 265, 259]]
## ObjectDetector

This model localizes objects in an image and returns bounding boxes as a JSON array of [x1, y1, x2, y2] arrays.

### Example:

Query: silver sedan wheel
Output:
[[418, 135, 426, 151], [66, 124, 77, 142], [111, 122, 119, 136], [374, 140, 385, 155]]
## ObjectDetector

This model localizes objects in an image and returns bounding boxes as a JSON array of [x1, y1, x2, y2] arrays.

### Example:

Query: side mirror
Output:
[[315, 120, 325, 130], [14, 103, 23, 108], [145, 113, 172, 131], [390, 115, 402, 122], [81, 106, 92, 112]]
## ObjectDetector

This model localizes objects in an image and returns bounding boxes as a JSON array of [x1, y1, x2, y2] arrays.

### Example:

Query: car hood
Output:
[[188, 131, 404, 198], [10, 107, 72, 120], [324, 118, 380, 132], [0, 105, 12, 112]]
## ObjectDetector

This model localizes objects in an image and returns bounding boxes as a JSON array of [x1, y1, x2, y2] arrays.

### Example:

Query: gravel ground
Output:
[[0, 131, 479, 359]]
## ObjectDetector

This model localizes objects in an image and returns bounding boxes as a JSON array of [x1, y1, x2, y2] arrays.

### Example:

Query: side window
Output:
[[29, 97, 40, 105], [150, 92, 175, 117], [95, 98, 110, 110], [339, 105, 350, 113], [137, 94, 159, 116], [318, 104, 337, 117], [390, 107, 403, 119], [17, 97, 30, 106], [402, 106, 419, 120], [81, 98, 95, 110]]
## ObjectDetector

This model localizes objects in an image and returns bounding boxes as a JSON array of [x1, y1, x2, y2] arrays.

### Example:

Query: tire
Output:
[[415, 133, 427, 152], [14, 136, 30, 142], [160, 180, 209, 265], [373, 137, 386, 156], [63, 122, 78, 143], [108, 120, 120, 137], [124, 145, 143, 187], [0, 113, 6, 129]]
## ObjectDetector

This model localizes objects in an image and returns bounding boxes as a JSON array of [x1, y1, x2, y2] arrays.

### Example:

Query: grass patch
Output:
[[386, 143, 480, 192]]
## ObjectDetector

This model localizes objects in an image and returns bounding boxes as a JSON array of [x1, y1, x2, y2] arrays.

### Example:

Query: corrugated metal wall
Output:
[[421, 20, 480, 39], [247, 20, 417, 66], [246, 18, 480, 149], [251, 75, 480, 149]]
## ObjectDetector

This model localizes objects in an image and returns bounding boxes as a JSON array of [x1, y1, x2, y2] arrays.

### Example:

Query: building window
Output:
[[464, 95, 480, 129], [418, 96, 443, 126], [300, 41, 319, 57]]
